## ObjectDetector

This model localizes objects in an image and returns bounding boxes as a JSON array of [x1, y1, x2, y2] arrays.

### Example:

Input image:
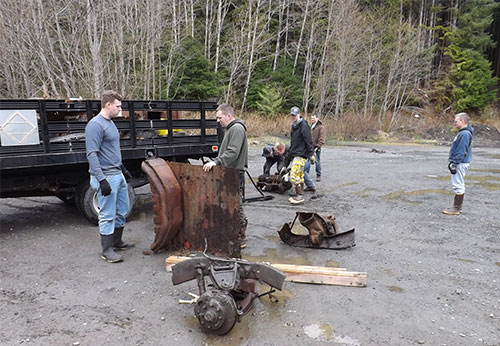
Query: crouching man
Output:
[[262, 142, 287, 175], [85, 90, 134, 263]]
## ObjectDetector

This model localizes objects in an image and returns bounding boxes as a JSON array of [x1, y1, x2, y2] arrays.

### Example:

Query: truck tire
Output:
[[76, 179, 136, 225]]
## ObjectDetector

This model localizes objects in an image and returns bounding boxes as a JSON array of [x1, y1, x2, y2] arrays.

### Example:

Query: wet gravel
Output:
[[1, 142, 499, 346]]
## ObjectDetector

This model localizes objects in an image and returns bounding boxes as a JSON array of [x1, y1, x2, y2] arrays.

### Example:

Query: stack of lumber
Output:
[[165, 256, 367, 287]]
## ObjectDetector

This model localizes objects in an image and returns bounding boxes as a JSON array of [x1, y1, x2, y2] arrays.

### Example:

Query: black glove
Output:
[[99, 179, 112, 196], [448, 162, 457, 175], [121, 165, 132, 182]]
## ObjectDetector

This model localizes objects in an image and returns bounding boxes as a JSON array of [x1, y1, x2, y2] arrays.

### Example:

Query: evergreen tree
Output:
[[168, 37, 220, 100], [444, 0, 499, 111]]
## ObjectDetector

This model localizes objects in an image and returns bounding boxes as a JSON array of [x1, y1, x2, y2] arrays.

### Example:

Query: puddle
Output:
[[243, 248, 312, 265], [353, 187, 377, 197], [337, 182, 358, 188], [205, 319, 250, 346], [382, 189, 450, 202], [303, 322, 360, 345], [468, 175, 500, 182], [476, 181, 500, 191], [325, 260, 341, 268], [265, 234, 281, 243], [383, 268, 396, 276], [425, 175, 449, 181], [483, 154, 500, 160], [388, 285, 404, 293], [470, 168, 500, 174], [258, 286, 293, 309]]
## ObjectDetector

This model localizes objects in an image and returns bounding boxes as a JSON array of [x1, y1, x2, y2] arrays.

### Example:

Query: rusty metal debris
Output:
[[256, 172, 292, 194], [141, 158, 183, 252], [171, 252, 286, 335], [279, 212, 355, 249], [142, 158, 242, 256]]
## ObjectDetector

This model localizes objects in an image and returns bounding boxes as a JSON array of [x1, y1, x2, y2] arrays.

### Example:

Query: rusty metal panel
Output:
[[168, 161, 241, 258], [141, 158, 183, 252]]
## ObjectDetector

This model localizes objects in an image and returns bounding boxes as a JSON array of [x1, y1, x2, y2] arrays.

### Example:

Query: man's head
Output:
[[311, 114, 320, 124], [290, 106, 300, 121], [274, 142, 285, 155], [215, 104, 235, 128], [454, 112, 469, 130], [101, 90, 122, 119]]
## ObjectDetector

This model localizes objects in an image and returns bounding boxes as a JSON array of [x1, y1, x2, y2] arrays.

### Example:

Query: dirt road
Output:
[[1, 143, 499, 346]]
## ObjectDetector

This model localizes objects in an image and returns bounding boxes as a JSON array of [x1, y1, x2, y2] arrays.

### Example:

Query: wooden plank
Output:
[[165, 256, 367, 287], [285, 273, 367, 287]]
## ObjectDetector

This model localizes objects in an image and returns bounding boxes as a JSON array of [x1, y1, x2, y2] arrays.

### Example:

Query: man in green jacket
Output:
[[203, 104, 249, 248]]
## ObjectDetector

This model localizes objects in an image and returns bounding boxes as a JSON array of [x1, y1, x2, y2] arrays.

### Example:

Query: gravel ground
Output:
[[1, 142, 499, 346]]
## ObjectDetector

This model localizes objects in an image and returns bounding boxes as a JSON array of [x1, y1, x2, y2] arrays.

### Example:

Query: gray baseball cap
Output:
[[290, 106, 300, 116]]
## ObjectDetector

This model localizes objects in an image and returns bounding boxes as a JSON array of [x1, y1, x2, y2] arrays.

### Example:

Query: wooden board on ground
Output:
[[165, 256, 367, 287]]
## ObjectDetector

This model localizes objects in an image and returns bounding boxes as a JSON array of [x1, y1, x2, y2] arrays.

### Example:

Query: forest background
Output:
[[1, 0, 500, 141]]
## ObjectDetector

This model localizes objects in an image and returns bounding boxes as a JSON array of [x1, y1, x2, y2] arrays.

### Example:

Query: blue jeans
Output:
[[314, 149, 321, 177], [90, 173, 130, 235], [304, 159, 315, 189]]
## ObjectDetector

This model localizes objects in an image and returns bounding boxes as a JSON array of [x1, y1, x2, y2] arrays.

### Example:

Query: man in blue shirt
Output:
[[85, 90, 134, 263], [443, 113, 473, 215]]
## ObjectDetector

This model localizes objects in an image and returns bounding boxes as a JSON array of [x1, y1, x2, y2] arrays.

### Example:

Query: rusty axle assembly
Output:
[[171, 252, 286, 335]]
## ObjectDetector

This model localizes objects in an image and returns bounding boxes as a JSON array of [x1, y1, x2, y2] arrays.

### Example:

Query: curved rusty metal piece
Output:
[[279, 212, 355, 249], [141, 158, 183, 252]]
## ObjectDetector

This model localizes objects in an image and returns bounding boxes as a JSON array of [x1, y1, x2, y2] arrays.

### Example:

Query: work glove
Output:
[[314, 146, 319, 152], [310, 155, 316, 165], [279, 167, 288, 176], [99, 179, 112, 196], [121, 165, 132, 182], [448, 162, 457, 175]]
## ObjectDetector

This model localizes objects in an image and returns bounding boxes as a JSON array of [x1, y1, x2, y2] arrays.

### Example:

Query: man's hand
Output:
[[99, 179, 112, 196], [121, 165, 132, 182], [314, 146, 319, 152], [448, 162, 457, 175], [203, 161, 217, 172], [279, 167, 288, 176], [310, 155, 316, 165]]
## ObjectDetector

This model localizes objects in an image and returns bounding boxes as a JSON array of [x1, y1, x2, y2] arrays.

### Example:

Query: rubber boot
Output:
[[101, 234, 123, 263], [113, 227, 135, 251], [239, 218, 248, 249], [442, 194, 464, 215], [289, 184, 305, 204]]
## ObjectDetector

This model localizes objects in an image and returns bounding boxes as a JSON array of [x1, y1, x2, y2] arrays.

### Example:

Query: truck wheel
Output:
[[76, 179, 136, 225]]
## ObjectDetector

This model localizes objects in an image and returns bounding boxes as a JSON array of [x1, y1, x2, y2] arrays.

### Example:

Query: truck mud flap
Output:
[[141, 158, 183, 252], [278, 212, 355, 249]]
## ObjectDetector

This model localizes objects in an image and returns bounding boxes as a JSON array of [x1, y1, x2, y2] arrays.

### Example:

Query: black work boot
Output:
[[101, 234, 123, 263], [239, 218, 248, 249], [442, 194, 464, 215], [113, 227, 135, 251]]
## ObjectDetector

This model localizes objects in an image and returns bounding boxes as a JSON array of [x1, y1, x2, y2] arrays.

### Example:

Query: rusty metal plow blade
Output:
[[278, 212, 355, 249], [141, 158, 183, 252]]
